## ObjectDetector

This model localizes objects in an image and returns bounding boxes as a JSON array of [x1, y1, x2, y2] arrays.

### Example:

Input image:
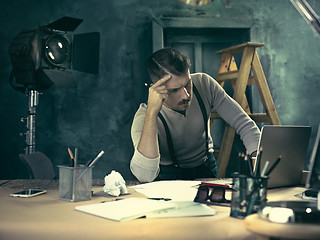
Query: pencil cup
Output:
[[230, 173, 268, 219], [58, 165, 93, 202]]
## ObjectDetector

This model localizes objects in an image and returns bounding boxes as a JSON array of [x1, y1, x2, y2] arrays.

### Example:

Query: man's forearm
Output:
[[137, 108, 160, 159]]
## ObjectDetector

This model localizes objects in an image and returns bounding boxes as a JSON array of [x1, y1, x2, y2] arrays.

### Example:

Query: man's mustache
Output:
[[179, 98, 191, 105]]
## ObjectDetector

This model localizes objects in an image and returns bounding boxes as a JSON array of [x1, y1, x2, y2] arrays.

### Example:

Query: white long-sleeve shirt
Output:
[[130, 73, 260, 182]]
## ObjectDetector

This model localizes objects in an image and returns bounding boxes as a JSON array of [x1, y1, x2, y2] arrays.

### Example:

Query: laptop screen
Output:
[[256, 125, 311, 188]]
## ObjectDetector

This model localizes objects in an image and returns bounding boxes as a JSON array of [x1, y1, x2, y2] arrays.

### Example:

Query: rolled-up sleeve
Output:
[[130, 149, 160, 182], [130, 104, 160, 182]]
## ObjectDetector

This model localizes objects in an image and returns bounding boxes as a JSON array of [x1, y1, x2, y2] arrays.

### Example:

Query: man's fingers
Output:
[[147, 80, 169, 111], [152, 74, 171, 87], [149, 87, 168, 101], [153, 85, 167, 91], [150, 84, 167, 93], [149, 88, 167, 97]]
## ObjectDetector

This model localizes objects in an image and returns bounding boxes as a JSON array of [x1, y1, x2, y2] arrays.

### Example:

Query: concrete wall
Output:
[[0, 0, 319, 179]]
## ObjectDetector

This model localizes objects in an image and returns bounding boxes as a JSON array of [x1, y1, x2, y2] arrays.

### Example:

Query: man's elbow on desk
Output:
[[130, 152, 160, 182], [130, 163, 159, 182]]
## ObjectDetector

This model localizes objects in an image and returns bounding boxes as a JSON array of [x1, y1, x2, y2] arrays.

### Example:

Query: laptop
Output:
[[255, 125, 311, 188], [304, 124, 320, 196]]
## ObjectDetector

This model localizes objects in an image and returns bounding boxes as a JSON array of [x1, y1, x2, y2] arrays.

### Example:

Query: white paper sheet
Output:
[[130, 180, 201, 201]]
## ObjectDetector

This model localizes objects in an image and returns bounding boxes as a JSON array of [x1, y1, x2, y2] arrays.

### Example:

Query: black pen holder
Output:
[[230, 173, 268, 219], [58, 165, 93, 202]]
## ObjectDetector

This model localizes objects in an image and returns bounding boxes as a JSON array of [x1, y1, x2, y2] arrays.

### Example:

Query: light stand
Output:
[[21, 89, 39, 154]]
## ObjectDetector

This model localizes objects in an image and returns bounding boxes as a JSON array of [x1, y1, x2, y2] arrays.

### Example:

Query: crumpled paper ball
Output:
[[103, 170, 128, 197]]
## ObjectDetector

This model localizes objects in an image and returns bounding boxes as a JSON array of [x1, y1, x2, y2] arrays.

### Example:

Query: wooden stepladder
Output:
[[211, 42, 280, 177]]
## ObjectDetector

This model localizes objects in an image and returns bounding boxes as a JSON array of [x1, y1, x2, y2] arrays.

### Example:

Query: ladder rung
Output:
[[247, 76, 256, 85], [249, 113, 270, 122], [216, 42, 264, 54], [217, 72, 255, 85], [216, 71, 239, 82]]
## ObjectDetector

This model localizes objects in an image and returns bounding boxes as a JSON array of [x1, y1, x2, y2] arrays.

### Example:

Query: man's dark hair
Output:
[[147, 47, 191, 81]]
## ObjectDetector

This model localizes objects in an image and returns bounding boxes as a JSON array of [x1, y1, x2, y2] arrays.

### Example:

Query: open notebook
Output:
[[75, 197, 216, 221]]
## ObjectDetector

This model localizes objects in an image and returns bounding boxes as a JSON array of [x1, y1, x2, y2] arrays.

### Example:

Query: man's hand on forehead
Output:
[[152, 74, 171, 88], [146, 74, 171, 113]]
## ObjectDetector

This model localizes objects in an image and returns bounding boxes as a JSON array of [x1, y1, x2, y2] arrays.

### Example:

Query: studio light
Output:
[[8, 17, 100, 156], [44, 34, 71, 67], [9, 16, 100, 92]]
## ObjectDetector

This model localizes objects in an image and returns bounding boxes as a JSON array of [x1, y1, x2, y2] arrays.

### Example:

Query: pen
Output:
[[74, 148, 78, 167], [247, 195, 258, 215], [86, 150, 105, 167], [77, 150, 105, 182], [148, 198, 172, 201], [68, 147, 76, 200], [101, 199, 124, 203], [261, 161, 270, 177], [266, 156, 282, 176]]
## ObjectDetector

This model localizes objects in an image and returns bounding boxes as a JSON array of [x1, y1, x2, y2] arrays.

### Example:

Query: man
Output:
[[130, 47, 260, 182]]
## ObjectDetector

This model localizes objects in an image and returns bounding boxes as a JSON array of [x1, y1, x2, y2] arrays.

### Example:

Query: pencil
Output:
[[68, 147, 76, 167], [68, 147, 74, 160], [261, 161, 270, 177], [266, 156, 282, 176], [245, 153, 253, 176], [254, 147, 263, 177]]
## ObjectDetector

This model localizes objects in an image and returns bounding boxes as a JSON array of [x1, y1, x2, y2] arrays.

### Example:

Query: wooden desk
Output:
[[245, 214, 320, 240], [0, 180, 312, 240]]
